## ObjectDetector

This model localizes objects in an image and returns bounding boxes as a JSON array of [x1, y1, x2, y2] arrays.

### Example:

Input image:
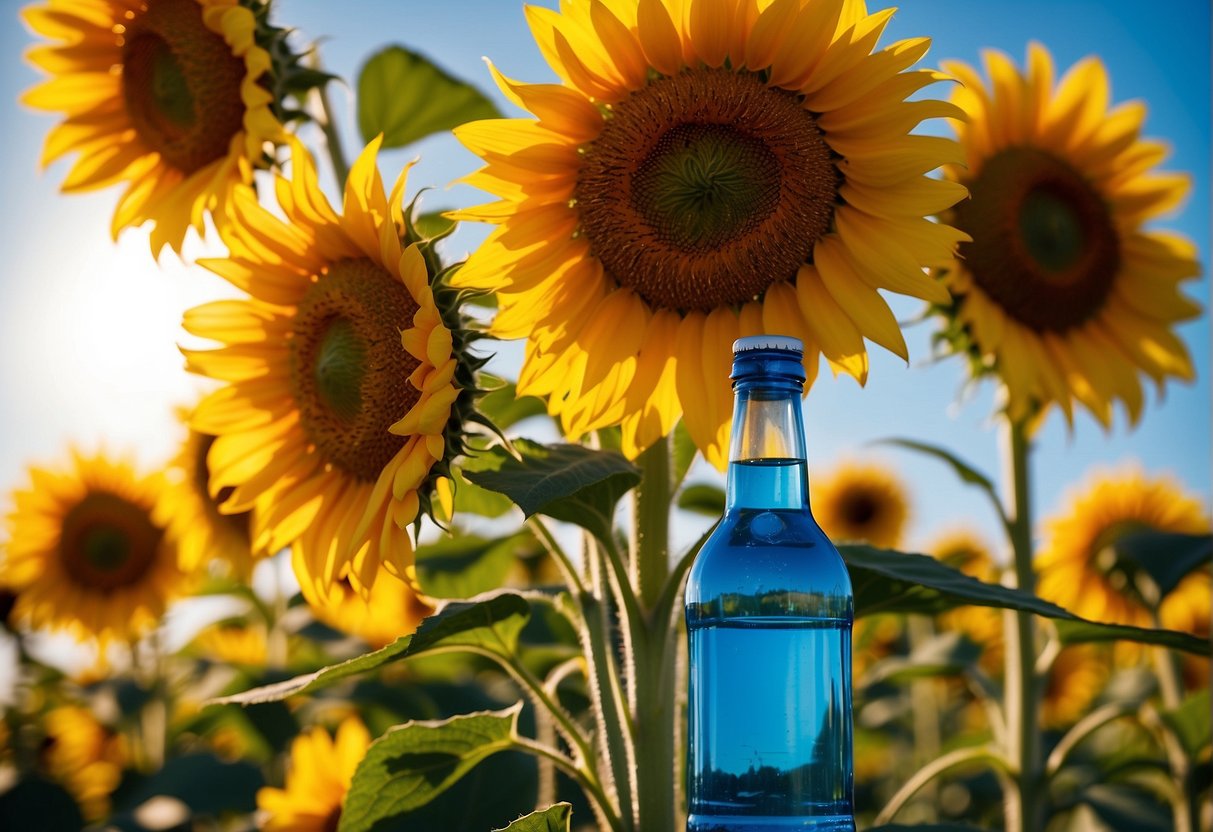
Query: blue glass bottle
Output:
[[685, 335, 854, 832]]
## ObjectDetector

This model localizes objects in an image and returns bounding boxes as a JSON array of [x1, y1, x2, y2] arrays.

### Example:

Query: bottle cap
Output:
[[732, 335, 804, 356]]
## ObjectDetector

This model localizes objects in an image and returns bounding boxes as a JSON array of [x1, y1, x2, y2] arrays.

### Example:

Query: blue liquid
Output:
[[686, 460, 854, 832]]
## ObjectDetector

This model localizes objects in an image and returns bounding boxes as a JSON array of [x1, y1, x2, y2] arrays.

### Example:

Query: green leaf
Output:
[[1054, 618, 1209, 655], [113, 753, 263, 817], [357, 45, 500, 148], [464, 440, 641, 543], [1081, 783, 1172, 832], [842, 544, 1209, 655], [678, 482, 726, 516], [1161, 689, 1211, 757], [672, 420, 698, 489], [862, 631, 982, 686], [415, 534, 524, 600], [211, 593, 532, 705], [878, 438, 1009, 528], [495, 803, 573, 831], [1112, 531, 1212, 599], [479, 377, 549, 431], [338, 705, 523, 832], [450, 466, 515, 518]]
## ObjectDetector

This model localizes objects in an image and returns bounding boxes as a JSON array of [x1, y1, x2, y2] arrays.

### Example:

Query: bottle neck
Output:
[[725, 379, 809, 511]]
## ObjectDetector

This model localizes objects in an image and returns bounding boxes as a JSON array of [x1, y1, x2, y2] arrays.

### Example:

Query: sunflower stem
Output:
[[1000, 416, 1042, 832], [907, 614, 942, 819], [630, 433, 678, 832]]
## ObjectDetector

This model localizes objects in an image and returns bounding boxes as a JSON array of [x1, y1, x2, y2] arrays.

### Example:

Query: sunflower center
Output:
[[290, 258, 421, 483], [59, 492, 162, 591], [841, 492, 879, 528], [576, 69, 838, 313], [121, 0, 248, 174], [954, 147, 1120, 332]]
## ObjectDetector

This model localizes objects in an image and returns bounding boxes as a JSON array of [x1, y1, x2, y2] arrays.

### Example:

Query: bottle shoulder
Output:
[[685, 508, 853, 615]]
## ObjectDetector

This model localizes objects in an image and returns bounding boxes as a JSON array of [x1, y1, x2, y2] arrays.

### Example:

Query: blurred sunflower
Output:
[[21, 0, 287, 255], [257, 716, 370, 832], [194, 620, 268, 666], [42, 705, 126, 821], [1041, 645, 1108, 728], [452, 0, 966, 468], [1036, 469, 1210, 632], [1, 450, 188, 643], [812, 461, 909, 547], [935, 43, 1201, 427], [314, 565, 434, 649], [169, 419, 256, 578], [182, 138, 477, 604]]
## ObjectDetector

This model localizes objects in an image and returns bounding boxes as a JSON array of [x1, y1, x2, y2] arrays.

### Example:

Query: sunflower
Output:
[[257, 716, 370, 832], [812, 460, 909, 547], [1036, 468, 1211, 633], [169, 418, 257, 578], [935, 43, 1201, 427], [41, 705, 126, 821], [1041, 646, 1108, 729], [451, 0, 966, 468], [313, 565, 434, 649], [182, 138, 474, 605], [21, 0, 287, 255], [1, 449, 189, 643], [194, 620, 268, 666]]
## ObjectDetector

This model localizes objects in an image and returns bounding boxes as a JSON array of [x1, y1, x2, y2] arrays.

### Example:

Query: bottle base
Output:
[[687, 814, 856, 832]]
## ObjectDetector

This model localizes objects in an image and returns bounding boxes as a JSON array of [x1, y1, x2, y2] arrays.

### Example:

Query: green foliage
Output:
[[842, 544, 1209, 655], [357, 45, 500, 148], [415, 534, 526, 599], [863, 631, 983, 686], [1162, 689, 1211, 757], [338, 705, 524, 832], [1111, 530, 1212, 599], [110, 754, 263, 822], [677, 482, 726, 516], [464, 440, 641, 543], [1080, 783, 1173, 832], [495, 803, 574, 831], [479, 377, 549, 431], [213, 593, 533, 705]]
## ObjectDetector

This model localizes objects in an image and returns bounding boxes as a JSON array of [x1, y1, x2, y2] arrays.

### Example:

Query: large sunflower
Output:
[[257, 716, 370, 832], [936, 44, 1201, 427], [182, 138, 472, 604], [1, 450, 188, 643], [1036, 468, 1211, 633], [812, 460, 909, 547], [169, 417, 257, 578], [451, 0, 966, 468], [22, 0, 284, 255]]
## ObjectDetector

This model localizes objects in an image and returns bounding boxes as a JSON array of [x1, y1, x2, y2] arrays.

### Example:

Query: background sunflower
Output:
[[21, 0, 285, 255]]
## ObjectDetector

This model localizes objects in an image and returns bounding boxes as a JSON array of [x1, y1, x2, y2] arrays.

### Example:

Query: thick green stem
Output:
[[633, 436, 672, 612], [907, 615, 942, 819], [1001, 417, 1041, 832], [631, 434, 678, 832]]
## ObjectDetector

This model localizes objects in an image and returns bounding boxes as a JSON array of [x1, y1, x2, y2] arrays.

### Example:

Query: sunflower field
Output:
[[0, 1, 1209, 831]]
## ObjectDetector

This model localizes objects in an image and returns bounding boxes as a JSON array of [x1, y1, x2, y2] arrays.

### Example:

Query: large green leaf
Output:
[[878, 438, 1009, 528], [357, 45, 500, 148], [211, 593, 532, 705], [415, 534, 524, 599], [862, 631, 982, 686], [842, 545, 1209, 655], [464, 440, 641, 543], [112, 753, 263, 818], [338, 705, 523, 832], [495, 803, 573, 831], [1112, 531, 1212, 599], [479, 376, 549, 431]]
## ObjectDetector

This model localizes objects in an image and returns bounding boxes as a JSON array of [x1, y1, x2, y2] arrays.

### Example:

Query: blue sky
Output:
[[0, 0, 1208, 563]]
